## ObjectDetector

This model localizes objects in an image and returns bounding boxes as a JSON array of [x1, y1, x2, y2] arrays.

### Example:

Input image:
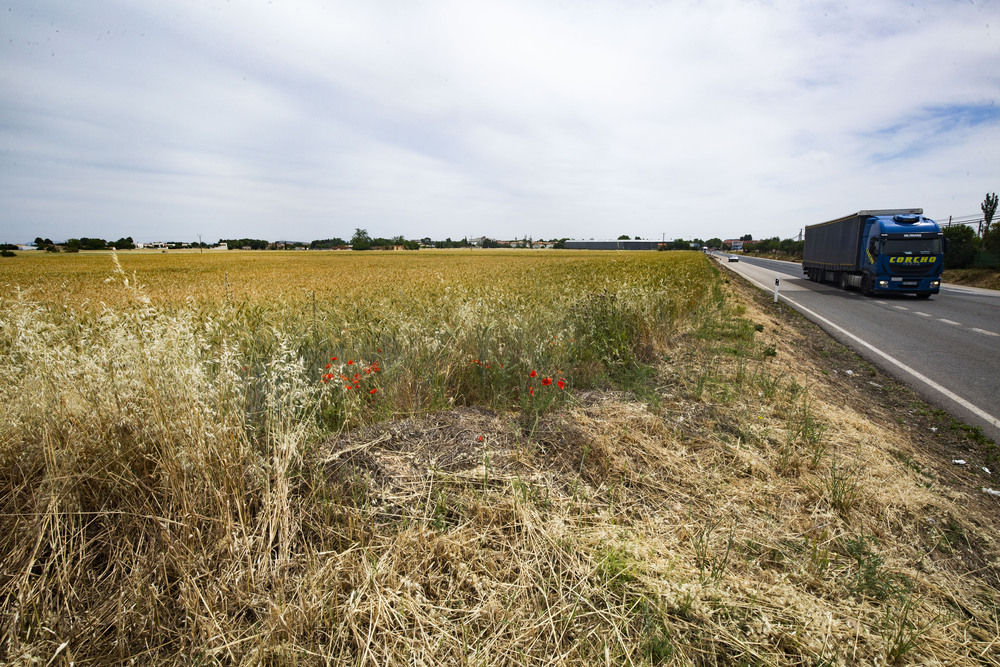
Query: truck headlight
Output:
[[878, 280, 889, 287], [930, 280, 940, 287]]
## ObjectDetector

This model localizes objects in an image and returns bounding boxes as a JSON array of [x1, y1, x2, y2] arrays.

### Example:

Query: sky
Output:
[[2, 0, 998, 245]]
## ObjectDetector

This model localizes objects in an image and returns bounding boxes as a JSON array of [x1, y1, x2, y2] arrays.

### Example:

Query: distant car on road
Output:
[[728, 255, 739, 262]]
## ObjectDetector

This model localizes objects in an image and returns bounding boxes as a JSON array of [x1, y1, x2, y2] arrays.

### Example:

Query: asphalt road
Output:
[[713, 253, 1000, 444]]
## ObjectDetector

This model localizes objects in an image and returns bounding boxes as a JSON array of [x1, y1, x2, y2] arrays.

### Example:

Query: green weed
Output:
[[842, 533, 909, 601], [819, 461, 863, 517], [883, 595, 937, 663]]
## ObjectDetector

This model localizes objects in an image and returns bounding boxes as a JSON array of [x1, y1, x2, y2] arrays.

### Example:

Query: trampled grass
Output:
[[2, 249, 998, 664]]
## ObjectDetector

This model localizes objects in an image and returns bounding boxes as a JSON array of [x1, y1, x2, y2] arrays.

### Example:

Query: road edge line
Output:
[[736, 269, 1000, 431]]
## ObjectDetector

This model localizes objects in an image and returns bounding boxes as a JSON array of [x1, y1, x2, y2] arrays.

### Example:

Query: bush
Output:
[[984, 225, 1000, 254], [943, 225, 978, 269]]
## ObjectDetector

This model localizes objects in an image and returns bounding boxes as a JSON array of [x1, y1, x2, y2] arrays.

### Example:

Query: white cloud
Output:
[[1, 0, 997, 243]]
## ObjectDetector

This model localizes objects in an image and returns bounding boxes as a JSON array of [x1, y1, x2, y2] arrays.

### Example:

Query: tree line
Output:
[[942, 192, 998, 269], [9, 194, 994, 263]]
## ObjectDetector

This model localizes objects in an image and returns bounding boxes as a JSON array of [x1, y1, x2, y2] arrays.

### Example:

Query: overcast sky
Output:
[[2, 1, 997, 244]]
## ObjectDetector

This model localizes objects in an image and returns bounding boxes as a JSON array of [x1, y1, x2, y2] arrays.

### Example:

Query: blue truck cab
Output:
[[802, 209, 945, 298]]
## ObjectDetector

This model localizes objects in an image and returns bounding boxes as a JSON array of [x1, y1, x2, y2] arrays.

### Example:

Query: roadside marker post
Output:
[[774, 276, 780, 303]]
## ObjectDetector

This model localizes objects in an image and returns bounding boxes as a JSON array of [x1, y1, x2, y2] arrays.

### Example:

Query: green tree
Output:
[[982, 192, 998, 248], [33, 237, 58, 252], [76, 237, 107, 250], [617, 234, 631, 240], [351, 228, 372, 250], [943, 225, 978, 269], [310, 237, 348, 249], [983, 225, 1000, 254], [219, 238, 268, 250]]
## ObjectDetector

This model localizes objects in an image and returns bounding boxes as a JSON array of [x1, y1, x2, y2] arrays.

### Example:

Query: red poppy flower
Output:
[[557, 379, 566, 389], [325, 364, 331, 369], [331, 357, 338, 361], [347, 360, 354, 365], [478, 435, 483, 442], [369, 388, 377, 395], [529, 370, 537, 378], [529, 386, 534, 396], [542, 377, 552, 386], [345, 385, 352, 390]]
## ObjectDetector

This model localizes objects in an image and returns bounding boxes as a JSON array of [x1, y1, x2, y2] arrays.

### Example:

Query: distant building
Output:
[[564, 240, 663, 250], [723, 239, 744, 251]]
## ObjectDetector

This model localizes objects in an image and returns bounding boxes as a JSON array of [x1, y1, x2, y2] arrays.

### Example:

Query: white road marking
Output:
[[875, 300, 888, 305], [938, 319, 961, 326], [736, 272, 1000, 432], [914, 312, 932, 317], [972, 328, 1000, 337], [893, 305, 909, 311]]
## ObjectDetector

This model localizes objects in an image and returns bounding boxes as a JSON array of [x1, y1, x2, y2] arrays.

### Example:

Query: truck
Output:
[[802, 209, 946, 298]]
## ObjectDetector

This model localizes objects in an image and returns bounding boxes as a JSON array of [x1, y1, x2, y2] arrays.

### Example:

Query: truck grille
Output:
[[890, 264, 935, 276]]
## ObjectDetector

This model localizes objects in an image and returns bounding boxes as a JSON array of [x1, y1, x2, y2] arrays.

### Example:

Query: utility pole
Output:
[[198, 234, 202, 252]]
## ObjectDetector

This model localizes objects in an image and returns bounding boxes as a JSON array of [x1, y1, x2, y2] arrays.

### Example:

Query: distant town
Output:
[[2, 231, 747, 254]]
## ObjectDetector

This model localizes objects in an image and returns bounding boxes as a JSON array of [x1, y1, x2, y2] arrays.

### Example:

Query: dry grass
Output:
[[942, 268, 1000, 291], [1, 250, 999, 664]]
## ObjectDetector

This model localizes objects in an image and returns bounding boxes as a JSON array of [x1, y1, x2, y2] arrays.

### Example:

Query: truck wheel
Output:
[[838, 273, 848, 290], [862, 275, 872, 296]]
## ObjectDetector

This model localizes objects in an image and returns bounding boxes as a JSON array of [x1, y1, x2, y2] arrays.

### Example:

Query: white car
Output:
[[728, 255, 739, 262]]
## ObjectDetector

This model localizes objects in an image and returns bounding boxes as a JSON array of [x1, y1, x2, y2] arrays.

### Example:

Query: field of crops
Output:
[[1, 249, 716, 425]]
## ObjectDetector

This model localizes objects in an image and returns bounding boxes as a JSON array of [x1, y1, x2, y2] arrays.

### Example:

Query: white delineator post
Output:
[[774, 276, 780, 303]]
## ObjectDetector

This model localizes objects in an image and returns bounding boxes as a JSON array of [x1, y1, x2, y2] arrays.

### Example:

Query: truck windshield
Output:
[[882, 238, 942, 255]]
